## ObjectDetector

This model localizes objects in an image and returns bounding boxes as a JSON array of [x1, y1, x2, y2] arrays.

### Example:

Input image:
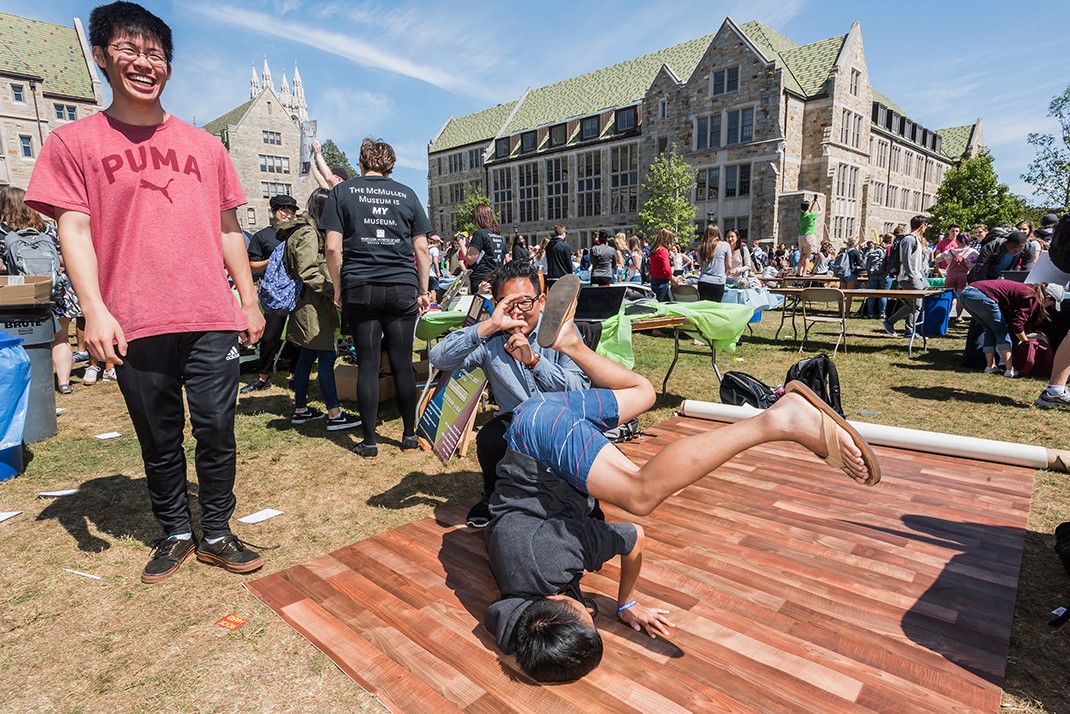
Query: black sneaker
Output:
[[466, 497, 492, 528], [195, 535, 264, 574], [239, 378, 271, 394], [291, 407, 325, 425], [325, 411, 362, 431], [353, 443, 378, 458], [141, 536, 196, 584], [400, 434, 420, 450]]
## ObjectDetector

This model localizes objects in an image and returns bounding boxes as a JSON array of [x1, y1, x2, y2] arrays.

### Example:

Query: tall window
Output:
[[495, 138, 510, 159], [850, 69, 861, 96], [875, 140, 888, 168], [841, 109, 851, 145], [19, 135, 33, 158], [695, 115, 721, 151], [873, 182, 886, 206], [448, 153, 464, 172], [11, 84, 25, 103], [891, 146, 901, 173], [610, 144, 638, 214], [247, 207, 256, 225], [518, 162, 539, 223], [725, 108, 753, 145], [448, 183, 464, 203], [852, 114, 863, 149], [492, 167, 513, 225], [711, 66, 739, 96], [54, 103, 76, 121], [695, 168, 719, 201], [581, 116, 600, 141], [724, 164, 750, 198], [576, 150, 602, 217], [545, 157, 568, 220], [468, 147, 483, 169]]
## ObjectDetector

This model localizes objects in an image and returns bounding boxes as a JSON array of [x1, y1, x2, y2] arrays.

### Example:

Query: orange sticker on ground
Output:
[[215, 614, 247, 631]]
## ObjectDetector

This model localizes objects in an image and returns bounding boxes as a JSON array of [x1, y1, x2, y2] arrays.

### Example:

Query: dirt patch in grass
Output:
[[1, 315, 1068, 712]]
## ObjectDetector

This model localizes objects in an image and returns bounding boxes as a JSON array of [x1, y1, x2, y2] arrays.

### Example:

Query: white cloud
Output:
[[186, 2, 505, 101]]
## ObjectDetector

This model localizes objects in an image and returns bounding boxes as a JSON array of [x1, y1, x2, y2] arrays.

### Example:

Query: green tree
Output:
[[1022, 85, 1070, 212], [455, 185, 493, 235], [320, 139, 356, 178], [636, 145, 698, 241], [926, 150, 1024, 239]]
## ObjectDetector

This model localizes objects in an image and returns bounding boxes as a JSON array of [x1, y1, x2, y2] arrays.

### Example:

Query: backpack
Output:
[[865, 247, 887, 277], [719, 371, 780, 409], [640, 251, 651, 283], [1011, 338, 1054, 378], [829, 250, 853, 278], [257, 242, 302, 315], [785, 354, 843, 416], [2, 227, 64, 301], [886, 235, 907, 278]]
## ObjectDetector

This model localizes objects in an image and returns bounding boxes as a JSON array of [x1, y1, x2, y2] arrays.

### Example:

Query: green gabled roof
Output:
[[872, 89, 909, 119], [502, 33, 715, 135], [202, 97, 255, 138], [0, 13, 95, 100], [432, 100, 517, 153], [936, 124, 975, 161], [738, 21, 845, 97], [737, 21, 804, 95]]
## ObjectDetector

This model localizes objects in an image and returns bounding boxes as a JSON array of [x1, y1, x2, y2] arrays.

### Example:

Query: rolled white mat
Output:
[[679, 399, 1070, 473]]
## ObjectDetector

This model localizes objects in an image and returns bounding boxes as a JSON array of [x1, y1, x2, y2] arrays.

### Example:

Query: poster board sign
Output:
[[417, 297, 491, 462], [299, 120, 318, 176]]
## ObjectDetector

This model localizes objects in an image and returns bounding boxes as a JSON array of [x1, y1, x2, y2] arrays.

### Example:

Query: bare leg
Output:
[[52, 318, 72, 387], [548, 319, 867, 515], [585, 393, 868, 516]]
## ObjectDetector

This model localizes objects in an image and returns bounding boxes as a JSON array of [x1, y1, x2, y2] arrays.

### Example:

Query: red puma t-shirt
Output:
[[25, 112, 247, 341]]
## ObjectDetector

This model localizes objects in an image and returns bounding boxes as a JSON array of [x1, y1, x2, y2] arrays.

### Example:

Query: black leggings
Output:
[[697, 282, 726, 302], [343, 283, 420, 445]]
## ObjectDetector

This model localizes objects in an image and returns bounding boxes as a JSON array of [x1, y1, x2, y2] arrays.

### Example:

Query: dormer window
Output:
[[615, 107, 637, 133], [581, 116, 600, 140], [521, 131, 537, 153], [495, 137, 510, 159], [549, 123, 567, 147]]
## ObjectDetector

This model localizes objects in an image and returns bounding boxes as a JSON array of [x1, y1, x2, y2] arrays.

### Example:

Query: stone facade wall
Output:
[[427, 21, 969, 254], [221, 91, 315, 232], [0, 78, 102, 189]]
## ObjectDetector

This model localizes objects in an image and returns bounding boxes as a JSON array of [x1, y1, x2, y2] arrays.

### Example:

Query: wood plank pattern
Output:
[[246, 416, 1034, 713]]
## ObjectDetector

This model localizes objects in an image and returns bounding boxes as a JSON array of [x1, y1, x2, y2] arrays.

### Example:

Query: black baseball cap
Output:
[[269, 194, 298, 211]]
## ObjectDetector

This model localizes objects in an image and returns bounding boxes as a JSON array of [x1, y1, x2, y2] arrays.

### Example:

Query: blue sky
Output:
[[15, 0, 1069, 207]]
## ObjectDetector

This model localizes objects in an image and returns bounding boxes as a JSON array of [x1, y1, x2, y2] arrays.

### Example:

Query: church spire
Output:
[[249, 64, 260, 98], [262, 55, 272, 89], [280, 70, 290, 97]]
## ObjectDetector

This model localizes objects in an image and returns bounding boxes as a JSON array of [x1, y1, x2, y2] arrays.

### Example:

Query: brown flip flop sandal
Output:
[[784, 380, 881, 486], [538, 274, 580, 348]]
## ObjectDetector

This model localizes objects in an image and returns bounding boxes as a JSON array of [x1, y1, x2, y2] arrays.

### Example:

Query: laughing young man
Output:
[[25, 2, 266, 583]]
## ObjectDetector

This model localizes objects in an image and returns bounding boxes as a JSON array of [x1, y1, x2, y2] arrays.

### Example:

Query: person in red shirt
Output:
[[25, 2, 266, 584], [648, 228, 674, 301], [959, 280, 1064, 377]]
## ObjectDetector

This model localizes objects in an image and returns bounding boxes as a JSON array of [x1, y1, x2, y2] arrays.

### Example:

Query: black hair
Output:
[[514, 598, 603, 682], [909, 215, 928, 231], [489, 259, 541, 298], [1005, 230, 1028, 247], [305, 188, 329, 226], [801, 201, 810, 211], [89, 2, 173, 86]]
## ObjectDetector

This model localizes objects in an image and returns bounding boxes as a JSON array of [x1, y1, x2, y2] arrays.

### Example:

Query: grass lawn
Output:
[[1, 313, 1068, 713]]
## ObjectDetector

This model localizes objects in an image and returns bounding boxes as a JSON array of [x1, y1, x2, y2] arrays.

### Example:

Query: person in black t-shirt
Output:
[[511, 234, 530, 263], [546, 223, 574, 279], [240, 193, 299, 394], [466, 203, 507, 294], [322, 137, 432, 457]]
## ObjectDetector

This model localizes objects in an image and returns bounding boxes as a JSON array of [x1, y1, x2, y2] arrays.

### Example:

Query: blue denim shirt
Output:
[[428, 316, 590, 413]]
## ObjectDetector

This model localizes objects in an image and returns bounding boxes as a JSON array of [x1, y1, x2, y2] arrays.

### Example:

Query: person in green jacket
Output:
[[281, 189, 361, 431]]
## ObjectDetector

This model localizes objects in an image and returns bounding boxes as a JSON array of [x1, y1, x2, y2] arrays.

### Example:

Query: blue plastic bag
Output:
[[0, 331, 31, 451]]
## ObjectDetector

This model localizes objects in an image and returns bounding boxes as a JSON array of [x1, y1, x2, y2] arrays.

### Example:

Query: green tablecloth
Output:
[[416, 301, 753, 370], [598, 302, 753, 369]]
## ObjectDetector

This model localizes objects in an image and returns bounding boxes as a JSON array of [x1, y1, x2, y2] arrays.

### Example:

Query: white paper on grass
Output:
[[1054, 607, 1068, 617], [37, 489, 78, 497], [95, 432, 121, 440], [238, 508, 284, 524], [0, 511, 21, 523], [56, 408, 66, 415]]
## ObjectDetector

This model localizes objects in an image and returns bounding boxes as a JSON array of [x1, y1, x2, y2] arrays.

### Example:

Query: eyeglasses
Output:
[[109, 43, 168, 67], [498, 295, 538, 312]]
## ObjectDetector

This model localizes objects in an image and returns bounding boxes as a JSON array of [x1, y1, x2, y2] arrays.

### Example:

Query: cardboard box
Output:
[[0, 276, 51, 306], [335, 359, 432, 403]]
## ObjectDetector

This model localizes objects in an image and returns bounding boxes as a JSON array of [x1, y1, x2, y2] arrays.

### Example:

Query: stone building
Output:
[[0, 12, 104, 189], [203, 59, 317, 232], [427, 18, 982, 249]]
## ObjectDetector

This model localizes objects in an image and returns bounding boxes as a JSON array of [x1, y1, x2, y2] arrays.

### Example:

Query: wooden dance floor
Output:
[[246, 416, 1034, 713]]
